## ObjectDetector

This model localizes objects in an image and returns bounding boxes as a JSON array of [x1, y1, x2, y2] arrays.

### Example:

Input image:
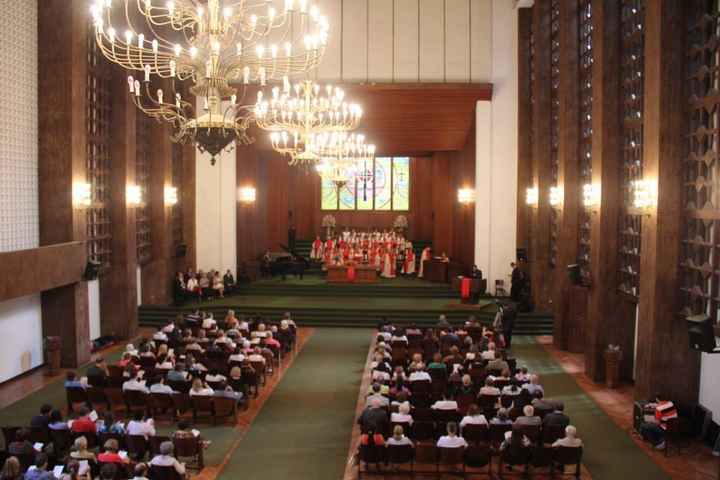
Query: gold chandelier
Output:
[[315, 132, 376, 190], [254, 80, 362, 165], [89, 0, 330, 164]]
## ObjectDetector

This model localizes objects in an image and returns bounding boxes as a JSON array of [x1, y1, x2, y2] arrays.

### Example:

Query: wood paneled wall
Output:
[[519, 0, 701, 401], [235, 127, 477, 267]]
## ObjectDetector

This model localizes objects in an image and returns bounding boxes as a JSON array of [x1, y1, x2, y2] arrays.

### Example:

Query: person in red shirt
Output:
[[97, 439, 129, 464], [70, 407, 97, 434]]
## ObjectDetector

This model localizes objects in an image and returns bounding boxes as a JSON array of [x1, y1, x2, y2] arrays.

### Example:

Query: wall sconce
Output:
[[164, 186, 178, 206], [239, 186, 257, 204], [525, 187, 539, 207], [582, 183, 600, 208], [126, 184, 143, 206], [72, 182, 92, 208], [457, 188, 475, 205], [632, 179, 657, 211], [549, 186, 563, 207]]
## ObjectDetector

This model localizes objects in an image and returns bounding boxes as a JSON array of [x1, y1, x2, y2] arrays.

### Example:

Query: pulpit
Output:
[[423, 259, 449, 283]]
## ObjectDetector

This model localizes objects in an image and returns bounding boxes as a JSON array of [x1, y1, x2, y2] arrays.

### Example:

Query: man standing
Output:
[[510, 262, 523, 300]]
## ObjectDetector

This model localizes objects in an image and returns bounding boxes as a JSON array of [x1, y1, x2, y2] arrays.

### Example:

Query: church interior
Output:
[[0, 0, 719, 479]]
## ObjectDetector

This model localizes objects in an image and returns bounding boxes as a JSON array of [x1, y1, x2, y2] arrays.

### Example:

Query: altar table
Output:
[[327, 264, 378, 283]]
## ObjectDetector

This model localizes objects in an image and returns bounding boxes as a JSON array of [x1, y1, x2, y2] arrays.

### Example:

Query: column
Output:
[[529, 1, 553, 311], [553, 0, 581, 350], [585, 0, 623, 381], [516, 8, 532, 257], [100, 67, 138, 340], [635, 0, 699, 403], [38, 0, 91, 367]]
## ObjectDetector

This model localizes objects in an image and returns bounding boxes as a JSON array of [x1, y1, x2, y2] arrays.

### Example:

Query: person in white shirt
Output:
[[479, 378, 501, 396], [149, 442, 186, 475], [152, 330, 168, 342], [186, 276, 198, 293], [126, 412, 156, 438], [553, 425, 583, 448], [460, 405, 488, 430], [481, 343, 496, 361], [205, 370, 227, 383], [431, 394, 458, 411], [390, 402, 414, 425], [408, 366, 431, 382], [386, 425, 413, 446], [366, 383, 390, 408], [228, 347, 245, 363], [189, 378, 214, 396], [437, 422, 468, 448], [122, 374, 148, 393], [248, 347, 266, 364], [201, 314, 217, 330], [161, 321, 176, 334], [149, 377, 174, 394]]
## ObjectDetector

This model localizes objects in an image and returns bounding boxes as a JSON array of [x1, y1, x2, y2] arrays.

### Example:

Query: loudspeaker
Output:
[[516, 248, 528, 262], [567, 264, 581, 285], [174, 243, 187, 258], [83, 259, 101, 281], [686, 314, 718, 353]]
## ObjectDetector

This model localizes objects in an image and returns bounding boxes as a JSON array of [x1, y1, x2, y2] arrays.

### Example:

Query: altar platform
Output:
[[139, 273, 554, 335]]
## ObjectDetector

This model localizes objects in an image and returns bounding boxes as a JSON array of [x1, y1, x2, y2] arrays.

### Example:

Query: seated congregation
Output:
[[355, 321, 583, 477], [0, 310, 297, 480]]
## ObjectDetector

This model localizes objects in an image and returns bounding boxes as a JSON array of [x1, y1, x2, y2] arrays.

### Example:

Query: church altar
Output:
[[327, 264, 378, 283]]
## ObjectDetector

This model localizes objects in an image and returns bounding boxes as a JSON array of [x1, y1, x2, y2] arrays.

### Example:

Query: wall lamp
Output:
[[164, 185, 179, 206], [457, 188, 475, 205], [126, 184, 143, 206], [631, 179, 657, 213], [582, 183, 600, 209], [72, 182, 92, 208], [549, 186, 563, 207], [239, 186, 257, 204], [525, 187, 539, 207]]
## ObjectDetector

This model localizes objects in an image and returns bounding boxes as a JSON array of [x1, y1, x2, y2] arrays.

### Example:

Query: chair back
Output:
[[489, 423, 512, 444], [124, 390, 149, 411], [149, 465, 183, 480], [126, 434, 149, 460], [191, 395, 214, 412], [412, 407, 433, 422], [438, 446, 465, 466], [104, 388, 127, 414], [463, 444, 491, 468], [358, 443, 385, 465], [541, 423, 565, 444], [213, 396, 238, 422], [98, 432, 125, 451], [171, 393, 193, 416], [29, 427, 50, 445], [206, 380, 226, 391], [386, 444, 414, 464], [501, 443, 531, 466], [514, 423, 541, 443], [148, 393, 174, 416], [555, 446, 583, 466], [413, 442, 438, 464], [66, 387, 88, 406], [49, 428, 73, 456], [168, 380, 191, 393], [433, 409, 460, 423], [462, 424, 488, 444], [98, 462, 129, 480], [172, 436, 200, 457], [2, 426, 20, 445], [478, 394, 499, 409], [530, 445, 554, 468], [456, 394, 475, 414], [411, 421, 435, 441], [86, 387, 110, 411], [410, 380, 431, 395]]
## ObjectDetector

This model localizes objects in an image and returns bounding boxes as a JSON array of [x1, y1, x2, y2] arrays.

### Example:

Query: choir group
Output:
[[309, 229, 432, 279]]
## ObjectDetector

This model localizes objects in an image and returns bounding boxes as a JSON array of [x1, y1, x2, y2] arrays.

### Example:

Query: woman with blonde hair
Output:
[[0, 457, 21, 480], [70, 436, 97, 462], [385, 425, 413, 446]]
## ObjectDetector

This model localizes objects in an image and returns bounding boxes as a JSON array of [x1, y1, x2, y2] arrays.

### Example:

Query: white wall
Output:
[[195, 105, 237, 275], [700, 353, 720, 421], [474, 0, 519, 290], [0, 0, 41, 382], [315, 0, 493, 82]]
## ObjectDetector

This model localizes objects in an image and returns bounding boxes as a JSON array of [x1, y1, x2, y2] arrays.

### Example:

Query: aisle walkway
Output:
[[217, 328, 371, 480]]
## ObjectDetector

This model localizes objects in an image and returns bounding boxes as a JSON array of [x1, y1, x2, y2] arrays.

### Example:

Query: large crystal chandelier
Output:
[[89, 0, 330, 164], [315, 132, 376, 190], [254, 80, 362, 165]]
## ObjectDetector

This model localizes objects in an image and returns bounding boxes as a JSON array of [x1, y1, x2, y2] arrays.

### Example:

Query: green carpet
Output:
[[217, 328, 371, 480], [511, 336, 669, 480]]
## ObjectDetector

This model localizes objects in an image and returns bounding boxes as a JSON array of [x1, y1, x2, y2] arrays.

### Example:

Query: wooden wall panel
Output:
[[431, 152, 454, 255], [516, 9, 532, 264]]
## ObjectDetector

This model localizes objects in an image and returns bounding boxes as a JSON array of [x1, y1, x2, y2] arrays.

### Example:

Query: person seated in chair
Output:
[[390, 402, 414, 426], [70, 407, 97, 435], [24, 453, 53, 480], [86, 357, 109, 387], [189, 378, 214, 396], [166, 363, 190, 383], [431, 393, 458, 411], [131, 463, 149, 480], [639, 393, 677, 450], [212, 271, 225, 298], [97, 439, 129, 465], [386, 425, 413, 447], [223, 270, 236, 294], [437, 422, 468, 448], [30, 404, 53, 430], [460, 404, 488, 431], [366, 383, 389, 408], [149, 442, 186, 475], [521, 374, 545, 397], [553, 425, 583, 448], [48, 410, 69, 431], [8, 429, 33, 457], [122, 373, 148, 393], [358, 398, 389, 434], [514, 405, 541, 427], [487, 352, 510, 374], [479, 378, 501, 396], [127, 412, 156, 439], [70, 436, 97, 463]]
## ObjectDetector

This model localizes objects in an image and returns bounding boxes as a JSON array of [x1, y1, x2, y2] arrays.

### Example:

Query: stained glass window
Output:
[[320, 157, 410, 211]]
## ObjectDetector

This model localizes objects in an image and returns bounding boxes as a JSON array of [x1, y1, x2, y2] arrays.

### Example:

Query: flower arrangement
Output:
[[393, 215, 409, 229], [321, 214, 336, 228]]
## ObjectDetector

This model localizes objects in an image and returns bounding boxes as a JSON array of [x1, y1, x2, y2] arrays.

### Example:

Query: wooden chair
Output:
[[499, 444, 531, 478], [357, 443, 385, 479], [149, 465, 184, 480], [553, 446, 582, 478], [123, 390, 149, 416], [456, 393, 476, 415], [413, 441, 438, 467], [173, 436, 205, 469], [126, 434, 149, 461], [149, 435, 171, 456], [541, 424, 565, 445], [97, 432, 125, 451], [514, 424, 541, 444], [104, 388, 128, 417], [213, 396, 238, 424], [49, 428, 73, 457], [489, 423, 512, 449], [167, 380, 191, 394], [411, 421, 436, 442], [97, 462, 130, 480], [250, 361, 267, 385], [462, 424, 489, 445], [171, 394, 194, 422], [148, 393, 175, 420], [463, 443, 492, 475], [386, 444, 414, 475], [66, 387, 88, 412], [2, 426, 21, 446], [191, 395, 215, 424], [437, 446, 466, 477], [86, 387, 110, 413]]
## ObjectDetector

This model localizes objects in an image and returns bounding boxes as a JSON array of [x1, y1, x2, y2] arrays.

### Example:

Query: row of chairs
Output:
[[66, 388, 239, 425], [357, 443, 583, 479], [387, 422, 565, 446]]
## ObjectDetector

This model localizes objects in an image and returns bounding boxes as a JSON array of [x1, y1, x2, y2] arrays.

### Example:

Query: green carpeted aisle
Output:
[[511, 337, 669, 480], [217, 328, 371, 480]]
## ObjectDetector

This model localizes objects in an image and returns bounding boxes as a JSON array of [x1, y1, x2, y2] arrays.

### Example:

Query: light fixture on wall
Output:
[[631, 179, 657, 211], [457, 188, 475, 205], [126, 184, 143, 206], [164, 186, 179, 206], [239, 186, 257, 204], [549, 186, 563, 207], [73, 182, 92, 207], [525, 187, 539, 207], [582, 183, 600, 208]]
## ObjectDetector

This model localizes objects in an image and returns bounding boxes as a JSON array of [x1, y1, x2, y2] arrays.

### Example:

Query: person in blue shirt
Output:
[[64, 371, 85, 389], [24, 453, 53, 480]]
